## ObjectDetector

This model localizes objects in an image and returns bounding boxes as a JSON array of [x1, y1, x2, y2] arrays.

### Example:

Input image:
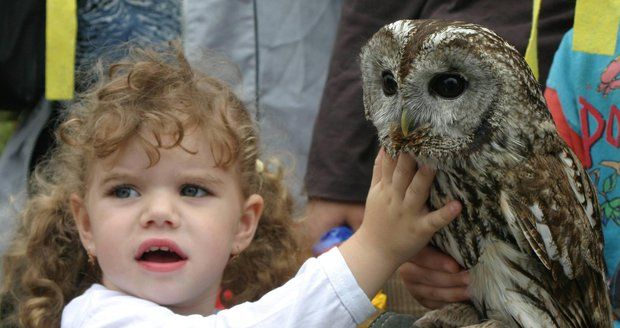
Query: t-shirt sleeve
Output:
[[62, 248, 376, 328], [211, 247, 376, 327]]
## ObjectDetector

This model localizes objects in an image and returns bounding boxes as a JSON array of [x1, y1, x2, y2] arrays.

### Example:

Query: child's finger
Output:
[[370, 148, 385, 187], [404, 165, 436, 209], [392, 153, 417, 196], [423, 201, 461, 233], [381, 149, 397, 184]]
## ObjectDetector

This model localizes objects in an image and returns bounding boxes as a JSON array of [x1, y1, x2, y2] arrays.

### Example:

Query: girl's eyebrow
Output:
[[175, 171, 225, 185], [99, 170, 226, 186], [99, 172, 136, 185]]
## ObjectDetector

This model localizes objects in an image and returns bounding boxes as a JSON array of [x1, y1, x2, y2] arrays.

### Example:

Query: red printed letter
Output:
[[579, 97, 605, 168], [607, 105, 620, 148]]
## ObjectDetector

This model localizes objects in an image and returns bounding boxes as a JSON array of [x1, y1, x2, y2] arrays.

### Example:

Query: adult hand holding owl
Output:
[[361, 19, 613, 327], [399, 245, 470, 309]]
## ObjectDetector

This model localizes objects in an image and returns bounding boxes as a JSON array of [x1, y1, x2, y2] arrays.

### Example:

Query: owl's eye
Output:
[[381, 70, 398, 96], [428, 73, 468, 99]]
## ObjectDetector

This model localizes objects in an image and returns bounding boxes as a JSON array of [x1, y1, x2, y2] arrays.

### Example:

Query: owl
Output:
[[360, 20, 613, 327]]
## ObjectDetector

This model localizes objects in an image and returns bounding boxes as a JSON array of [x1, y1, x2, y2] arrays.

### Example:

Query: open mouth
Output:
[[135, 239, 188, 272], [139, 246, 185, 263]]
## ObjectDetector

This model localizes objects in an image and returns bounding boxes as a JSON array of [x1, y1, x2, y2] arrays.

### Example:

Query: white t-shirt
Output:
[[61, 247, 376, 327]]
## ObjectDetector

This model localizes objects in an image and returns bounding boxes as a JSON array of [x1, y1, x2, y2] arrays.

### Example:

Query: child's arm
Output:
[[339, 149, 462, 298]]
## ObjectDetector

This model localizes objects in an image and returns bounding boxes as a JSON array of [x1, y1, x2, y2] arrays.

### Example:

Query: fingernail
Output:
[[463, 272, 471, 285], [450, 201, 461, 214], [444, 262, 460, 273]]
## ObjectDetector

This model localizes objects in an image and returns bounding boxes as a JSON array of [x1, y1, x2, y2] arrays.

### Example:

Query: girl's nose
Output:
[[140, 193, 180, 228]]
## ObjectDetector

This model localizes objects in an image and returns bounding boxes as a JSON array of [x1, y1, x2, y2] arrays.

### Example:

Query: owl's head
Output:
[[360, 20, 546, 166]]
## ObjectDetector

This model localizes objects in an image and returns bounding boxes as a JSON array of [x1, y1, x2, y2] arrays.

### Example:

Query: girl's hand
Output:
[[339, 149, 461, 298], [358, 148, 461, 266]]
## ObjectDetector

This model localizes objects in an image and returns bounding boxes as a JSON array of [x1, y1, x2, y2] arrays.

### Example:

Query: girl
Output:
[[0, 45, 461, 327]]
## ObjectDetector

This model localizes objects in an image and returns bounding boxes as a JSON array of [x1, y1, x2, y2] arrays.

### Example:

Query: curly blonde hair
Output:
[[0, 44, 303, 327]]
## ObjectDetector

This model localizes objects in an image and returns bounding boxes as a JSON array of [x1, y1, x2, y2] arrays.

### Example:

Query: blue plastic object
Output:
[[312, 226, 354, 256]]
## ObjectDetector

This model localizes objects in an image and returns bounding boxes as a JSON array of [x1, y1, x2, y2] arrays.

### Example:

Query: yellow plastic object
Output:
[[46, 0, 77, 100], [524, 0, 542, 81], [371, 290, 388, 310], [573, 0, 620, 55]]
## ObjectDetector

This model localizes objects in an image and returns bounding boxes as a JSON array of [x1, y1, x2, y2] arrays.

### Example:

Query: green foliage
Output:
[[602, 198, 620, 225], [602, 173, 617, 194]]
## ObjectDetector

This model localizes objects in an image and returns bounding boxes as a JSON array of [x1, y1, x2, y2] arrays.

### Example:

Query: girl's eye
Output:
[[180, 184, 209, 197], [112, 185, 140, 198]]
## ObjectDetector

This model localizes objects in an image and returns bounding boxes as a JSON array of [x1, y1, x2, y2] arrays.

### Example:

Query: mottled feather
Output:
[[361, 19, 612, 327]]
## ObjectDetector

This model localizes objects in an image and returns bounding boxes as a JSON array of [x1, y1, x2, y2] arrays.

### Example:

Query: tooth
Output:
[[149, 246, 159, 252], [160, 247, 169, 252]]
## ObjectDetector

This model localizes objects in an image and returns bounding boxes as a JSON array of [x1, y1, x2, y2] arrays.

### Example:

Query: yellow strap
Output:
[[573, 0, 620, 55], [45, 0, 77, 100], [524, 0, 542, 81]]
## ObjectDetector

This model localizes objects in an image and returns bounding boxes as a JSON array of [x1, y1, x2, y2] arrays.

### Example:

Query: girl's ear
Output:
[[70, 193, 96, 256], [233, 194, 264, 254]]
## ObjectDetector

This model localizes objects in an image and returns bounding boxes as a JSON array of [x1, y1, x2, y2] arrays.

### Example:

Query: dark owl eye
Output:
[[381, 70, 398, 96], [428, 73, 468, 99]]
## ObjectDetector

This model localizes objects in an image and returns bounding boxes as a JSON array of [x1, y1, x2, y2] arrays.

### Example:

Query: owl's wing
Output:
[[501, 146, 606, 280]]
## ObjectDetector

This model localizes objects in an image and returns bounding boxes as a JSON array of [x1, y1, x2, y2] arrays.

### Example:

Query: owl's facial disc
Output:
[[400, 72, 468, 137]]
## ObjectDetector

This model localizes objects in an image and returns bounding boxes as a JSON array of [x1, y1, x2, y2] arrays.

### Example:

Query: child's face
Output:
[[70, 131, 263, 315]]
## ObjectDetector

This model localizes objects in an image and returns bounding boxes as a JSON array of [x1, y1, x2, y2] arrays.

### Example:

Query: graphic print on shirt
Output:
[[547, 58, 620, 228]]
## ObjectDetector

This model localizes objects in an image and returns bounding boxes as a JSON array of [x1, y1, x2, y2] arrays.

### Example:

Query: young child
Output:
[[0, 45, 461, 327]]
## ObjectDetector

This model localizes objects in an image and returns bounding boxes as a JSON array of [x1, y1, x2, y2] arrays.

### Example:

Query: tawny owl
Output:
[[360, 19, 613, 327]]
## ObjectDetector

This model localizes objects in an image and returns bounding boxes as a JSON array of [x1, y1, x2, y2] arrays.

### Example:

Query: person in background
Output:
[[184, 0, 343, 210], [544, 15, 620, 326]]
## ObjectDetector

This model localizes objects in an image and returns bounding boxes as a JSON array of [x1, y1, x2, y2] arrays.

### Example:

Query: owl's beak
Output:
[[401, 111, 411, 136]]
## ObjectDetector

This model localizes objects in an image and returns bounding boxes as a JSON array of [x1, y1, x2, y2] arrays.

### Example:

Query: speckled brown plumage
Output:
[[360, 19, 613, 327]]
